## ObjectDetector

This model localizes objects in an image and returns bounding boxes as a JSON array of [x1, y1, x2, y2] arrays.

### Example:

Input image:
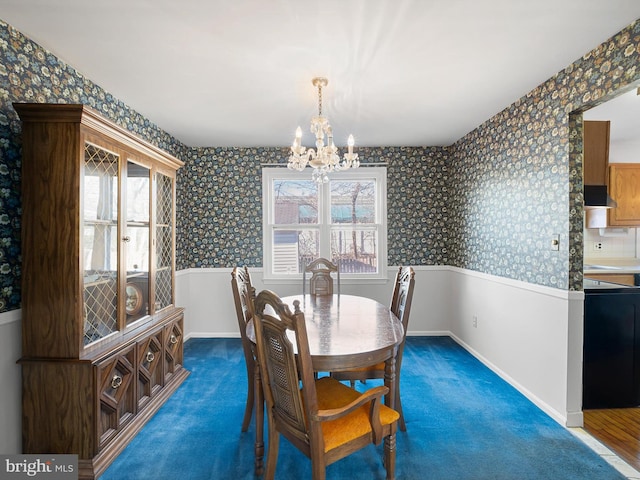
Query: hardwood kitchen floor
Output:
[[584, 408, 640, 471]]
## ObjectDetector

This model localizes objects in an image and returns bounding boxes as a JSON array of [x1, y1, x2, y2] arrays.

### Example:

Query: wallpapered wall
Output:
[[0, 20, 187, 313], [449, 20, 640, 290], [0, 17, 639, 313], [176, 146, 450, 269]]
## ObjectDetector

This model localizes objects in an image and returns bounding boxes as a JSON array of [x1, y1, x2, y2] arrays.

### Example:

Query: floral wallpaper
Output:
[[176, 145, 451, 269], [176, 147, 267, 269], [0, 20, 187, 312], [0, 16, 639, 313], [448, 20, 640, 290]]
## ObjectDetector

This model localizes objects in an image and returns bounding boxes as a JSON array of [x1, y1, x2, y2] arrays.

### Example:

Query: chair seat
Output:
[[315, 377, 399, 452]]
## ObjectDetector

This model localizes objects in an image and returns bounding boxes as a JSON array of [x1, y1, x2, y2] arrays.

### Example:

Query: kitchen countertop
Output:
[[584, 257, 640, 275], [583, 278, 635, 290]]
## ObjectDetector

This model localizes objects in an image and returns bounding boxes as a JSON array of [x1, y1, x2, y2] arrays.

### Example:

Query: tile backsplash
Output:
[[584, 226, 638, 258]]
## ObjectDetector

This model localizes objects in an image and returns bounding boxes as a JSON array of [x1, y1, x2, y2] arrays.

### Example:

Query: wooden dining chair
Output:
[[332, 266, 415, 432], [252, 289, 399, 480], [231, 266, 257, 432], [303, 257, 340, 296]]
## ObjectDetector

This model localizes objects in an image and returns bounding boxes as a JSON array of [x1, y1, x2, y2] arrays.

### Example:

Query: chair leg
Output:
[[264, 423, 280, 480], [241, 361, 255, 432], [311, 460, 326, 480], [254, 360, 265, 476], [383, 431, 397, 480], [395, 377, 406, 432]]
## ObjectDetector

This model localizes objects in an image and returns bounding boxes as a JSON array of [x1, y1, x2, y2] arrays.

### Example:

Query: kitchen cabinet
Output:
[[15, 103, 189, 479], [584, 120, 610, 185], [583, 282, 640, 408], [583, 121, 612, 228], [608, 163, 640, 226]]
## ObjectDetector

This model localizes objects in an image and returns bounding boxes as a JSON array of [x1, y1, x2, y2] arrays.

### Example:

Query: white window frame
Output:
[[262, 167, 387, 282]]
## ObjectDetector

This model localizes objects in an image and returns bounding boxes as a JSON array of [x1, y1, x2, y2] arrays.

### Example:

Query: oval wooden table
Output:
[[247, 293, 404, 476]]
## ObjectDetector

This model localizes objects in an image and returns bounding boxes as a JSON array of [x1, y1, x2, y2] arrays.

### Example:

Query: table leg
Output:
[[384, 353, 397, 410], [254, 357, 264, 476]]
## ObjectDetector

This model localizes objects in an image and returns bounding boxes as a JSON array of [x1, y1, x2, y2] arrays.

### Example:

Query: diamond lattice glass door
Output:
[[154, 172, 174, 311], [83, 143, 119, 345]]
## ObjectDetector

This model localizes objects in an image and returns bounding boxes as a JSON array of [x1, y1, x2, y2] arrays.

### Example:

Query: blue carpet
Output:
[[99, 336, 625, 479]]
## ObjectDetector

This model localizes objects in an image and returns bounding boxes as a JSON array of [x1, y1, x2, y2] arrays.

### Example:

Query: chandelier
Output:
[[288, 77, 359, 183]]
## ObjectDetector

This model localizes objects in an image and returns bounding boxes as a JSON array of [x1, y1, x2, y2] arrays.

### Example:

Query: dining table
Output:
[[246, 293, 404, 476]]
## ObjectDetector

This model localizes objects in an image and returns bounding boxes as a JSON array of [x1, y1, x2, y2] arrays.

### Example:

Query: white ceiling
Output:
[[1, 1, 640, 148]]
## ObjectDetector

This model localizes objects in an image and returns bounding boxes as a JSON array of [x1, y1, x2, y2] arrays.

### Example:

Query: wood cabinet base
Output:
[[80, 368, 189, 480], [20, 311, 189, 480]]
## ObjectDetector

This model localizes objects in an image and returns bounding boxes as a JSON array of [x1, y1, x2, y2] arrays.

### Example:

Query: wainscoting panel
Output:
[[176, 266, 583, 426], [448, 267, 584, 427], [0, 310, 22, 454], [176, 266, 453, 338]]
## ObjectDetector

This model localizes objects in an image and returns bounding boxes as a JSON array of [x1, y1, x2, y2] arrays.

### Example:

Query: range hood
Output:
[[584, 185, 617, 208]]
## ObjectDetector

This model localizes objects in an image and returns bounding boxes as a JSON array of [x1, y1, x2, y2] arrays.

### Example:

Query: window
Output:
[[262, 167, 387, 280]]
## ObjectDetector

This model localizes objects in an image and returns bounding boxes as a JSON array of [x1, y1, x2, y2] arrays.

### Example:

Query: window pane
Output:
[[263, 167, 386, 279], [330, 180, 376, 224], [331, 228, 378, 274], [273, 180, 318, 224], [273, 229, 319, 274]]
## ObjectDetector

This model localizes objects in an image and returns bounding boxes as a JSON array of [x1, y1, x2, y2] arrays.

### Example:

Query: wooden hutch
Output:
[[14, 103, 189, 479]]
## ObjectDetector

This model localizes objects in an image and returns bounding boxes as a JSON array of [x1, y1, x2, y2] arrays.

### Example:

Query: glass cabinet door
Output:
[[125, 160, 151, 325], [83, 143, 119, 346], [154, 172, 174, 311]]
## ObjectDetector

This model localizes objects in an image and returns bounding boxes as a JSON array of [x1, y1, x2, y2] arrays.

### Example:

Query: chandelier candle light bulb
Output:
[[288, 77, 359, 183]]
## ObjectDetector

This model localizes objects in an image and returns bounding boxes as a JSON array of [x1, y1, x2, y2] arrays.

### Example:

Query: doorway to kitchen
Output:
[[579, 86, 640, 472]]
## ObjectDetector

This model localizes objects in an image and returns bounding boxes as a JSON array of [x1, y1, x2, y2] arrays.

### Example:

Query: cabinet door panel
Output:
[[609, 164, 640, 226], [584, 120, 610, 185], [138, 330, 164, 409], [583, 292, 640, 408], [164, 316, 184, 383], [97, 345, 136, 449]]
